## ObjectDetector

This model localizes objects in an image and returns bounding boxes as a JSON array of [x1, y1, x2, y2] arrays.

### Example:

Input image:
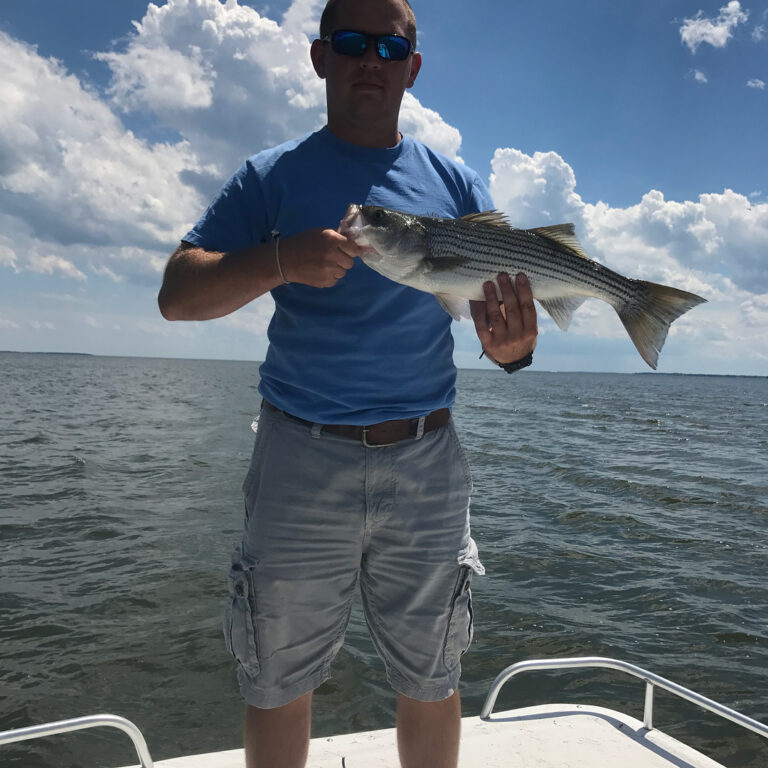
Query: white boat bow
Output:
[[2, 657, 766, 767]]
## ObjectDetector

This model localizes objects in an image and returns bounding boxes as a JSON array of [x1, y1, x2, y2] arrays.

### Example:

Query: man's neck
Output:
[[326, 118, 402, 149]]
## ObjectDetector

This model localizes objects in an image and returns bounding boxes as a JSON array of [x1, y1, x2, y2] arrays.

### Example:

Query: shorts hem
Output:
[[238, 666, 331, 709], [387, 667, 461, 702]]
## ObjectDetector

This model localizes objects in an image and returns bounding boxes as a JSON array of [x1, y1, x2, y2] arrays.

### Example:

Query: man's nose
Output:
[[359, 43, 382, 67]]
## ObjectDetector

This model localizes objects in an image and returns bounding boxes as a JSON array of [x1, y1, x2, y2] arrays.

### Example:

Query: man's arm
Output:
[[157, 228, 362, 321]]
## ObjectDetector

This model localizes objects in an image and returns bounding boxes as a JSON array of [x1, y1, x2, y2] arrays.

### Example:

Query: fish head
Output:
[[339, 204, 428, 282]]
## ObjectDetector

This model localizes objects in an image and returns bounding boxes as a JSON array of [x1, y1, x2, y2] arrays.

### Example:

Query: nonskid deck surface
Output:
[[124, 704, 725, 768]]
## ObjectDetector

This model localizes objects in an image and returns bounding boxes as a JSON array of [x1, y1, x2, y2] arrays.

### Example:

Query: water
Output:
[[1, 352, 766, 767]]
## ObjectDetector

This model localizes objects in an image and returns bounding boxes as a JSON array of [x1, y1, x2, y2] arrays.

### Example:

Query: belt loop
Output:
[[311, 423, 323, 439], [415, 415, 426, 440]]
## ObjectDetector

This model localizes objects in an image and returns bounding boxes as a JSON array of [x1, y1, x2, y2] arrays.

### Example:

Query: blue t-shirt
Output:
[[184, 127, 494, 424]]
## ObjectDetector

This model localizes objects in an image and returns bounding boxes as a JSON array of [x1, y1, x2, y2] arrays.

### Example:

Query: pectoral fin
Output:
[[435, 293, 471, 321]]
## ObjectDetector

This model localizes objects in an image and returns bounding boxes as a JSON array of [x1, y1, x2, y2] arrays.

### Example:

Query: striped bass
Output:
[[339, 204, 707, 369]]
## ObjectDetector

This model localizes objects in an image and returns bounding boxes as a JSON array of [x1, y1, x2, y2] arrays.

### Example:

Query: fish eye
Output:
[[373, 209, 385, 221]]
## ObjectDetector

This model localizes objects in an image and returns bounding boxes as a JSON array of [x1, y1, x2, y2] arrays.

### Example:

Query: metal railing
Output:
[[480, 656, 768, 741], [0, 713, 153, 767]]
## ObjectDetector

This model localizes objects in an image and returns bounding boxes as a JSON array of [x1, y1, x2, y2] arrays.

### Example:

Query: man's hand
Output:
[[279, 228, 364, 288], [470, 272, 538, 364]]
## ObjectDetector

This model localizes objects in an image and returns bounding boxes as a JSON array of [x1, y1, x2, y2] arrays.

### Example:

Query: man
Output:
[[158, 0, 537, 766]]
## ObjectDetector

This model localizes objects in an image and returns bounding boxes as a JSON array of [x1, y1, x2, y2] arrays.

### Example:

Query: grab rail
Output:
[[480, 656, 768, 740], [0, 713, 153, 767]]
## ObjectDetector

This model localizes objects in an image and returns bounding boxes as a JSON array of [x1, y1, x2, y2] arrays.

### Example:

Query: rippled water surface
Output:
[[1, 353, 767, 767]]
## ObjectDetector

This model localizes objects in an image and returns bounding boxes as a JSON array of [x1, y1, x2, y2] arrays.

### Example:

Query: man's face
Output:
[[311, 0, 422, 136]]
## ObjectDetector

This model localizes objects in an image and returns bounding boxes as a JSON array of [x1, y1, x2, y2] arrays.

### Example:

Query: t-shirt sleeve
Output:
[[182, 161, 267, 253], [468, 173, 495, 214]]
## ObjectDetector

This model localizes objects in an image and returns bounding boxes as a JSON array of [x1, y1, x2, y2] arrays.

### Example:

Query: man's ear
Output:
[[406, 51, 422, 88], [310, 39, 327, 79]]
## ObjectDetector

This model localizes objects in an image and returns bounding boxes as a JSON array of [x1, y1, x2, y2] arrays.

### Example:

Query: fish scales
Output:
[[424, 221, 631, 302], [426, 222, 582, 277], [339, 204, 707, 369]]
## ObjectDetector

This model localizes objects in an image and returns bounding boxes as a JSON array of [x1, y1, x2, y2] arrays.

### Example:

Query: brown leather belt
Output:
[[262, 400, 450, 447]]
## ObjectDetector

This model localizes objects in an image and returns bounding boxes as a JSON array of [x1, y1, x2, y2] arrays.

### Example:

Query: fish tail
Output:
[[617, 281, 706, 369]]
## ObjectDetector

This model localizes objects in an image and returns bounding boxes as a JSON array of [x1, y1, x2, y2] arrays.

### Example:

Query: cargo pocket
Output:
[[223, 558, 260, 678], [443, 566, 474, 670]]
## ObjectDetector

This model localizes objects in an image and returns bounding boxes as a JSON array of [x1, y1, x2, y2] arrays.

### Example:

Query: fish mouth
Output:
[[339, 204, 380, 260], [339, 203, 363, 238]]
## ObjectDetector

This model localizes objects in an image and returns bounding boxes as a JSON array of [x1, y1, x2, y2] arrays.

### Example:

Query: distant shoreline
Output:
[[1, 350, 95, 357], [1, 350, 765, 378]]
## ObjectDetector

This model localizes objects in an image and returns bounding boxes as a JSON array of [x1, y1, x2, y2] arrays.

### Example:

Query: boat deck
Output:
[[132, 703, 724, 768], [5, 658, 764, 768]]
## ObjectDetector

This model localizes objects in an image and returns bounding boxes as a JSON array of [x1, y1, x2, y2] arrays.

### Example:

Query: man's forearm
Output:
[[158, 241, 282, 321]]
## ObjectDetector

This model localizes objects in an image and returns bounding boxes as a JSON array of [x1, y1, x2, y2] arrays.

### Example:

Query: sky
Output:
[[0, 0, 766, 374]]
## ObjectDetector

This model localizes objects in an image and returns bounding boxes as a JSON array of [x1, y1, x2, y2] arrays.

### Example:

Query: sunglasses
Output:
[[322, 29, 413, 62]]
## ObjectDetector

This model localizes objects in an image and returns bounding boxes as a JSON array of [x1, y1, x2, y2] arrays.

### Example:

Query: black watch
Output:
[[498, 352, 533, 373]]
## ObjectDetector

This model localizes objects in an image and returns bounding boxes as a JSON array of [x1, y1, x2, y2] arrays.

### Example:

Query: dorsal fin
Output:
[[459, 210, 512, 228], [527, 224, 589, 259]]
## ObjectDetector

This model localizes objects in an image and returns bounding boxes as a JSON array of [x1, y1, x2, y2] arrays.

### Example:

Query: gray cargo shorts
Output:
[[223, 403, 485, 709]]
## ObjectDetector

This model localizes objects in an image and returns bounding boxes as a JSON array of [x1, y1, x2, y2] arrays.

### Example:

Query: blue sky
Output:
[[1, 0, 766, 374]]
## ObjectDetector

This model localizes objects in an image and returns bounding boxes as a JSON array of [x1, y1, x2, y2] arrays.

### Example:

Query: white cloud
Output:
[[0, 316, 20, 330], [0, 32, 209, 281], [96, 0, 322, 172], [26, 252, 87, 281], [217, 295, 276, 335], [746, 78, 766, 89], [97, 0, 461, 175], [90, 265, 125, 283], [28, 320, 57, 331], [489, 147, 582, 226], [399, 94, 462, 159], [0, 243, 17, 269], [280, 0, 325, 36], [694, 69, 708, 83], [754, 25, 766, 42], [680, 1, 749, 53], [96, 44, 217, 111], [490, 148, 768, 292], [0, 0, 462, 291], [488, 147, 768, 364]]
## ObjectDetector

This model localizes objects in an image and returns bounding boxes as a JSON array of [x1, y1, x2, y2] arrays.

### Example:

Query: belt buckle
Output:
[[361, 426, 398, 448]]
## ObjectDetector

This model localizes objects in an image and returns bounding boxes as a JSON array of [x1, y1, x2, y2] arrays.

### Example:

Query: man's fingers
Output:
[[336, 253, 356, 270], [498, 272, 522, 332], [469, 299, 486, 324], [470, 299, 491, 344], [515, 273, 538, 333], [323, 229, 361, 272], [482, 281, 503, 326], [332, 229, 368, 259]]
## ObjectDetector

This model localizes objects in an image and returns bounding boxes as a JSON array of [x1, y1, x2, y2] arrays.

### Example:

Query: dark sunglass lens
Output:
[[379, 35, 411, 61], [330, 30, 411, 60], [332, 30, 367, 56]]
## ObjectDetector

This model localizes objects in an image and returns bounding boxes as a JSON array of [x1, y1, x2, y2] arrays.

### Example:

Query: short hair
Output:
[[319, 0, 418, 49]]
